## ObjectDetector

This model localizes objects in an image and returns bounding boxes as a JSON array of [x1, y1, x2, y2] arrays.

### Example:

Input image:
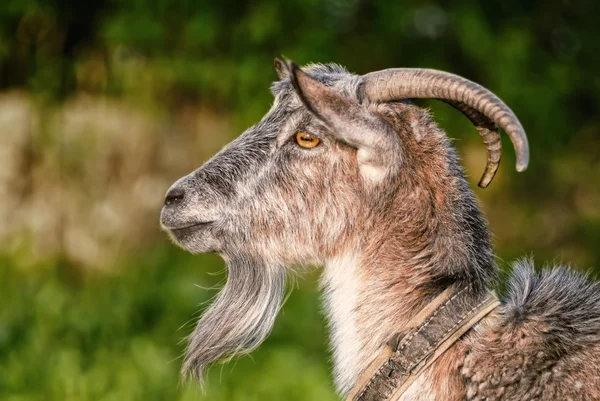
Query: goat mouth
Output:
[[167, 221, 215, 234], [164, 220, 221, 253]]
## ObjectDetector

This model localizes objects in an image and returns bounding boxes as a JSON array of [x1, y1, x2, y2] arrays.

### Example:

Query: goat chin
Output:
[[181, 255, 285, 384]]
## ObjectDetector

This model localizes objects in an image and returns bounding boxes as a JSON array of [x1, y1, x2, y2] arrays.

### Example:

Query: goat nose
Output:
[[164, 186, 185, 206]]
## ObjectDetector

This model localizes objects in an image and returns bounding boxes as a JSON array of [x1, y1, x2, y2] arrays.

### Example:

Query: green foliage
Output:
[[0, 250, 337, 400]]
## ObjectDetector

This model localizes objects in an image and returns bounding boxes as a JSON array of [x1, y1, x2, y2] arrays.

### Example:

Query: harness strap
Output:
[[346, 286, 500, 401]]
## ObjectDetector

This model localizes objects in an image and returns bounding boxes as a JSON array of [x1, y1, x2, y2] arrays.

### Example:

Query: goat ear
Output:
[[288, 62, 358, 129], [274, 57, 288, 80], [287, 61, 401, 182]]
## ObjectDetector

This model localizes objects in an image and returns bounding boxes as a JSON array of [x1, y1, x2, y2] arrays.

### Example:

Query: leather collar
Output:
[[346, 285, 500, 401]]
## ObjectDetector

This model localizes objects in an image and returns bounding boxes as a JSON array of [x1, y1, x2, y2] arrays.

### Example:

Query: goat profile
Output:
[[160, 59, 600, 400]]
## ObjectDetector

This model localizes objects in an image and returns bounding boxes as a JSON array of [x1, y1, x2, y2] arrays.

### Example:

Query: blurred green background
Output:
[[0, 0, 599, 400]]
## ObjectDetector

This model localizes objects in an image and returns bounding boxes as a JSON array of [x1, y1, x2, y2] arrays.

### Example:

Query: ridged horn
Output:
[[359, 68, 529, 188]]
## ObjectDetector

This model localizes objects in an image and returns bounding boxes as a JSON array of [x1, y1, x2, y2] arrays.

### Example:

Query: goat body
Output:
[[160, 61, 600, 400]]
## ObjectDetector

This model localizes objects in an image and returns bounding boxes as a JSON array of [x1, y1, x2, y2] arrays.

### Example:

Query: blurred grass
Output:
[[0, 249, 338, 400]]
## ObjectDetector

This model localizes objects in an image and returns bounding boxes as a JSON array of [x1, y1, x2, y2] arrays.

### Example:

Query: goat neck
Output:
[[321, 112, 496, 395]]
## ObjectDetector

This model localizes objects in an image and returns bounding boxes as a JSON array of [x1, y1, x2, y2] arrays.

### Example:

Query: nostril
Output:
[[164, 187, 185, 206]]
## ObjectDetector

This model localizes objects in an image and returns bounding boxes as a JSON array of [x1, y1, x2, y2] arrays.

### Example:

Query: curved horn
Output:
[[444, 100, 501, 188], [359, 68, 529, 187]]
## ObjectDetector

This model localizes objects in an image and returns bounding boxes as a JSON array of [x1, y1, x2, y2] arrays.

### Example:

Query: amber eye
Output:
[[295, 132, 320, 149]]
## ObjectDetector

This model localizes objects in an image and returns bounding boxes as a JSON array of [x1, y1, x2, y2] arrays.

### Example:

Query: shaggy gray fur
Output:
[[504, 259, 600, 353], [463, 259, 600, 400], [181, 255, 285, 382]]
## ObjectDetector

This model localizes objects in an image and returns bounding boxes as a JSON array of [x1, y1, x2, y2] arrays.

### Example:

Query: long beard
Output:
[[182, 255, 286, 383]]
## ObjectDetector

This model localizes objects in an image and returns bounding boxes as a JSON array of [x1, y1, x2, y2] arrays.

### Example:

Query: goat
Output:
[[160, 59, 600, 400]]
